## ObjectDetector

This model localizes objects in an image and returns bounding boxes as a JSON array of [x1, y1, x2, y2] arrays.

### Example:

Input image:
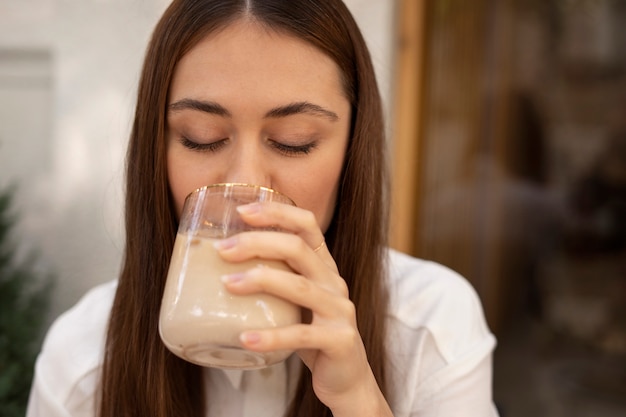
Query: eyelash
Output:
[[179, 136, 317, 156], [269, 140, 317, 156], [180, 136, 227, 152]]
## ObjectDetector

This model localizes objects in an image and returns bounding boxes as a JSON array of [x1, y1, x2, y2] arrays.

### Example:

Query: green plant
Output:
[[0, 186, 54, 417]]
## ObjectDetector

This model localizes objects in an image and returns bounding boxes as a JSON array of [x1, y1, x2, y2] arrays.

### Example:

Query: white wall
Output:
[[0, 0, 395, 322]]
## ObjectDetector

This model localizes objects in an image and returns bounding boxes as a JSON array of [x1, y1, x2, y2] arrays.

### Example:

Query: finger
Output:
[[215, 231, 343, 291], [238, 323, 359, 359], [221, 265, 354, 319], [236, 202, 328, 254]]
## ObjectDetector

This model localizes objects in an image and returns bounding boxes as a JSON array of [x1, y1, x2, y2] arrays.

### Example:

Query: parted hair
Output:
[[99, 1, 389, 416]]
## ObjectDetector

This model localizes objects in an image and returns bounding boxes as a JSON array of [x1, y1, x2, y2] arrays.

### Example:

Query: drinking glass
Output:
[[159, 183, 301, 369]]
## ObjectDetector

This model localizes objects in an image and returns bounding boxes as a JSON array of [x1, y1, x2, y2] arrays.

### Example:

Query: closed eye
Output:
[[269, 140, 317, 156], [179, 136, 228, 152]]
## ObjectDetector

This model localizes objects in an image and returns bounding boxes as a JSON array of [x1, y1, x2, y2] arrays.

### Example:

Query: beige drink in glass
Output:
[[159, 184, 301, 369]]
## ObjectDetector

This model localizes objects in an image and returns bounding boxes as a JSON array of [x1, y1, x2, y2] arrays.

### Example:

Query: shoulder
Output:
[[385, 249, 495, 363], [41, 280, 117, 367], [29, 280, 117, 415], [384, 250, 498, 415]]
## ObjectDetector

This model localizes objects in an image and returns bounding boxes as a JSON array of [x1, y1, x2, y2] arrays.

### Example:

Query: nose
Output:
[[222, 141, 271, 187]]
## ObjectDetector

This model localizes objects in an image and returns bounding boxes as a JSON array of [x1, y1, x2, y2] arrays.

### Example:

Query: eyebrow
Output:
[[168, 99, 338, 122], [264, 102, 339, 122], [168, 99, 231, 117]]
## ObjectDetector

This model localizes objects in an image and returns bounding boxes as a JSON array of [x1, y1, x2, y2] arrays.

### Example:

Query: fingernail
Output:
[[214, 236, 237, 250], [236, 202, 261, 215], [240, 331, 262, 345], [220, 272, 245, 284]]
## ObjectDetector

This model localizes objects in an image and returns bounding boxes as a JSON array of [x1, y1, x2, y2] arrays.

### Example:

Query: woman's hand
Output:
[[215, 202, 392, 416]]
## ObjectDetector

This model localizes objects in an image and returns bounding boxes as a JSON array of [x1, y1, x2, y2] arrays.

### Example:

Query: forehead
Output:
[[169, 19, 348, 105]]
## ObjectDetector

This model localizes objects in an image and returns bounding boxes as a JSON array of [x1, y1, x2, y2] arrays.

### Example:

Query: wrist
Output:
[[327, 374, 393, 417]]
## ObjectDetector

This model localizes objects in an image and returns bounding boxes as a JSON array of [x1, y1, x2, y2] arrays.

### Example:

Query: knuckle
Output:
[[337, 298, 357, 319], [344, 327, 359, 344], [333, 326, 360, 354], [294, 276, 312, 295], [335, 278, 350, 298]]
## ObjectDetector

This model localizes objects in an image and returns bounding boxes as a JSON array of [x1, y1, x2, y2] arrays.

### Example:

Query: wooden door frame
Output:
[[389, 0, 428, 255]]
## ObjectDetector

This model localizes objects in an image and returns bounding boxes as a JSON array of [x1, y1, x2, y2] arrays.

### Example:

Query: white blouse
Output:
[[27, 249, 499, 417]]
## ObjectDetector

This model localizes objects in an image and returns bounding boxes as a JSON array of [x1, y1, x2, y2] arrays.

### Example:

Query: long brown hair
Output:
[[99, 1, 389, 416]]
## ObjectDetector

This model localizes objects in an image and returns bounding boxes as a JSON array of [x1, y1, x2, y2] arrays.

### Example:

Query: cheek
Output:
[[169, 181, 187, 219], [166, 165, 187, 218], [293, 144, 347, 232], [167, 151, 206, 218], [317, 180, 340, 233], [288, 162, 342, 233]]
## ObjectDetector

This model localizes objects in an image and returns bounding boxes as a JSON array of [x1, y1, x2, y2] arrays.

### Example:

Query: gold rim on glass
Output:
[[186, 183, 295, 206]]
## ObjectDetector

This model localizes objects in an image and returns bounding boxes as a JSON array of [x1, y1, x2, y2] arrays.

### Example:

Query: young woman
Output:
[[27, 1, 498, 416]]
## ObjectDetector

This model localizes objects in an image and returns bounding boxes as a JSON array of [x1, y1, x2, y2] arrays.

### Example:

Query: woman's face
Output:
[[166, 20, 351, 232]]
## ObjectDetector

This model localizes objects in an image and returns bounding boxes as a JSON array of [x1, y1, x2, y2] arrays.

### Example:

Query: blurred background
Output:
[[391, 1, 626, 416], [0, 0, 624, 416]]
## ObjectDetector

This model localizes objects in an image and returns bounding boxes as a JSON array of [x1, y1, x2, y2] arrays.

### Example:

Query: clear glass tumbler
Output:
[[159, 183, 301, 369]]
